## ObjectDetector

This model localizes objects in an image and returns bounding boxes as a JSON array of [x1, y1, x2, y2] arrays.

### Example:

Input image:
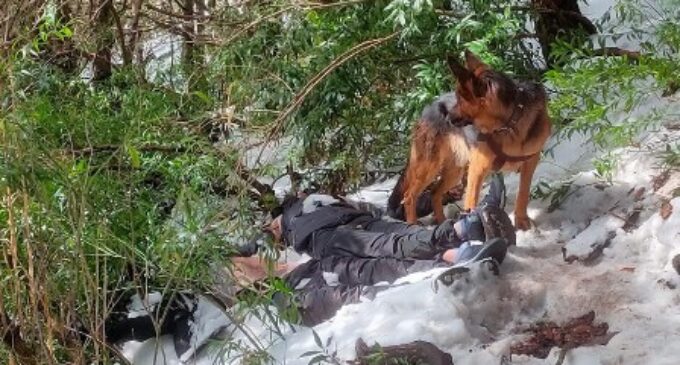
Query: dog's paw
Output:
[[514, 216, 532, 231]]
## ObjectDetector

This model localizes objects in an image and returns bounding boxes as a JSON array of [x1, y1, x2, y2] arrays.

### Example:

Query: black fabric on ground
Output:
[[105, 255, 450, 347], [318, 256, 448, 286], [104, 292, 197, 350], [279, 194, 463, 260], [281, 196, 371, 252], [294, 284, 390, 327]]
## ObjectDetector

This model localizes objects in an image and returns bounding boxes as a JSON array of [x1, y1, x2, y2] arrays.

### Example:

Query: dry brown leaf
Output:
[[660, 200, 673, 220], [511, 311, 616, 359], [652, 170, 671, 191], [633, 187, 646, 201]]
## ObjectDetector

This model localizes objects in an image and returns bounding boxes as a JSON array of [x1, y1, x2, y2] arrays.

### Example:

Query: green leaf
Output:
[[308, 354, 328, 365], [192, 91, 212, 104], [312, 329, 323, 348], [127, 144, 141, 169], [61, 26, 73, 38], [300, 351, 320, 358]]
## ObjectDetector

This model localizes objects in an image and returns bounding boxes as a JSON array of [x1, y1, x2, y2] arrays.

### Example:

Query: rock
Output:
[[672, 254, 680, 276]]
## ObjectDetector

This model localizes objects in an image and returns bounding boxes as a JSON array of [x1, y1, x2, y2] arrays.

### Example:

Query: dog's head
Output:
[[436, 100, 472, 127], [447, 51, 517, 133]]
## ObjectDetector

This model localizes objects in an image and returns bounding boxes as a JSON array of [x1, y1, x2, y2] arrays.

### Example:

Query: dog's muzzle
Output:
[[450, 117, 473, 127]]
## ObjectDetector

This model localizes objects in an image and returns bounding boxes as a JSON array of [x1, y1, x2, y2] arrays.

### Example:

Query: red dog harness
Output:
[[476, 102, 538, 171], [477, 133, 538, 171]]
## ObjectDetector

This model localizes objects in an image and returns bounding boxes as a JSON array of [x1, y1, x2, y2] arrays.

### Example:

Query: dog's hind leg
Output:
[[403, 163, 439, 224], [431, 164, 464, 223], [514, 153, 540, 230]]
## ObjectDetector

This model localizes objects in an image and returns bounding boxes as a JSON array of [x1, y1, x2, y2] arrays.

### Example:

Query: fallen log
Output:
[[351, 338, 454, 365]]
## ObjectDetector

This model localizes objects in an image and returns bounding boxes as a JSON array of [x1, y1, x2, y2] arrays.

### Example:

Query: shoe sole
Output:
[[452, 238, 507, 268], [436, 258, 499, 287]]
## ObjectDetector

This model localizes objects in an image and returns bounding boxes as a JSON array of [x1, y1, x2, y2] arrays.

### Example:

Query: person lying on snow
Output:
[[265, 173, 515, 265], [260, 173, 515, 325], [106, 177, 515, 357]]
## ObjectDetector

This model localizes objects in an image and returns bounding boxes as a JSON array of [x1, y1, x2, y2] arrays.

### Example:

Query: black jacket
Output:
[[281, 195, 371, 253]]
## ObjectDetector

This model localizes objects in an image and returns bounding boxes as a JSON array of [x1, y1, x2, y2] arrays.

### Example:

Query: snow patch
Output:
[[127, 292, 163, 319], [564, 215, 624, 260]]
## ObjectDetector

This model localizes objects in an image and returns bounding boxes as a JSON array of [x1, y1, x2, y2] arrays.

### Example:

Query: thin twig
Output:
[[67, 144, 188, 156], [252, 31, 398, 167], [555, 347, 569, 365], [591, 47, 642, 61], [145, 2, 212, 20], [220, 0, 369, 47]]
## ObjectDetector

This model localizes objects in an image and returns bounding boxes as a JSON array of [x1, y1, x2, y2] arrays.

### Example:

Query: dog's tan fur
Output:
[[403, 51, 552, 230]]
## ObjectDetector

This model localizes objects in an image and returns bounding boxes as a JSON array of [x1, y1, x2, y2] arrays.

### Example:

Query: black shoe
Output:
[[479, 204, 516, 246], [476, 173, 515, 245], [452, 238, 508, 267]]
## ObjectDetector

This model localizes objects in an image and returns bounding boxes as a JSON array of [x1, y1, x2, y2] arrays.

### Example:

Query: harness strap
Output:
[[477, 133, 537, 171]]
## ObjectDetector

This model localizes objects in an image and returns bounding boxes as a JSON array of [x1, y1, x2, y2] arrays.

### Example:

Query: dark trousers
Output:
[[283, 255, 447, 326], [307, 216, 461, 260]]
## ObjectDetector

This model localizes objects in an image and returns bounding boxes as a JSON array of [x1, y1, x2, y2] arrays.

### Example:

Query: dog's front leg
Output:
[[515, 153, 540, 230], [464, 149, 492, 211]]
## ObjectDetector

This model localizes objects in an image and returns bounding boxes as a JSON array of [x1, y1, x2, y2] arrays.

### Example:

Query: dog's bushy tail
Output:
[[386, 166, 408, 219], [387, 162, 459, 220]]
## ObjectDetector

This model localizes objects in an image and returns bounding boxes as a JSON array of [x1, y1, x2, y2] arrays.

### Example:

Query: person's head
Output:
[[268, 215, 283, 243], [266, 193, 302, 244]]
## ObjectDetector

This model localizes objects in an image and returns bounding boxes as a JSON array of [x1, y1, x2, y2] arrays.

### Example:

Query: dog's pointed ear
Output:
[[447, 55, 473, 83], [447, 54, 478, 101], [471, 77, 488, 98], [464, 50, 489, 75]]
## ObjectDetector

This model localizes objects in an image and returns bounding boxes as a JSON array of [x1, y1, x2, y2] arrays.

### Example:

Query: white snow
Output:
[[179, 297, 233, 362], [123, 116, 680, 364], [127, 292, 163, 319], [563, 215, 623, 260]]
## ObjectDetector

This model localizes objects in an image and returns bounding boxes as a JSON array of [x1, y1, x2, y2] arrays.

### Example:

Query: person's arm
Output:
[[231, 256, 293, 287], [338, 196, 384, 217]]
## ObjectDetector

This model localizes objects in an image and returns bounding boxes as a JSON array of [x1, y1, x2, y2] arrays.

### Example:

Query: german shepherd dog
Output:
[[387, 93, 470, 222], [401, 51, 552, 230]]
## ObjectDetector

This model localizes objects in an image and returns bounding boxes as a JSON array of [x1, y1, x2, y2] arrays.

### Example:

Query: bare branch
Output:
[[67, 144, 188, 157], [220, 0, 369, 47], [591, 47, 642, 61], [252, 31, 398, 167], [128, 0, 145, 64], [145, 2, 212, 20]]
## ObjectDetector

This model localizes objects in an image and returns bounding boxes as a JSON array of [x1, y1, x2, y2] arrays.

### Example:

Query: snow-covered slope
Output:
[[122, 101, 680, 365], [251, 117, 680, 365]]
